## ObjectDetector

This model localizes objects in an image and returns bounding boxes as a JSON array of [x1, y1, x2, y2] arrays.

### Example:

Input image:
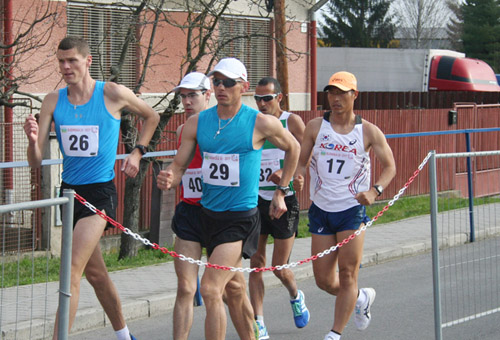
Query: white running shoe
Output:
[[255, 320, 269, 340], [323, 332, 340, 340], [354, 287, 376, 331]]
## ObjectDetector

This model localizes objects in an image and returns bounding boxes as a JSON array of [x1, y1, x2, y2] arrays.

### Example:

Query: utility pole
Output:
[[274, 0, 289, 111]]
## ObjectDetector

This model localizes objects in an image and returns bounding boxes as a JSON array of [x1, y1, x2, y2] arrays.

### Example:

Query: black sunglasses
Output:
[[213, 78, 239, 88], [254, 94, 279, 102]]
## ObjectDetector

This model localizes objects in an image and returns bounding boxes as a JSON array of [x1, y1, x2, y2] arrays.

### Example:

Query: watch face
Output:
[[279, 186, 290, 194]]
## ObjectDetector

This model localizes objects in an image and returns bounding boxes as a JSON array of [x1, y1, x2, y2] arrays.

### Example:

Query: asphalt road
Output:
[[70, 244, 500, 340]]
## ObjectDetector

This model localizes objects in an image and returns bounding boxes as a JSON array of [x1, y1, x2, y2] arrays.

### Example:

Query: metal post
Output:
[[465, 132, 475, 242], [429, 151, 443, 340], [57, 189, 74, 340]]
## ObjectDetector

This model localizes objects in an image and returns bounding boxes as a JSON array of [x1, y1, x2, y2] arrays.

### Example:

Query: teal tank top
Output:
[[197, 104, 262, 211], [54, 81, 121, 185]]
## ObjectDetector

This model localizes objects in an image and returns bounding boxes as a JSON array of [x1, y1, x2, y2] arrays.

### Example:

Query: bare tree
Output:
[[393, 0, 451, 49], [445, 0, 464, 51], [106, 0, 306, 258], [0, 1, 61, 108]]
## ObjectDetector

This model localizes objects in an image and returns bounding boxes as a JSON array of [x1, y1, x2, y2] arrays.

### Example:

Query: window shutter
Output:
[[67, 3, 137, 89], [219, 17, 271, 90]]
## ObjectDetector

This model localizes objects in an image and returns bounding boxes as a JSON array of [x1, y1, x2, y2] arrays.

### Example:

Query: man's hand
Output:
[[121, 152, 141, 178], [268, 169, 283, 185], [269, 191, 287, 219], [157, 168, 174, 191], [355, 188, 378, 206], [24, 114, 39, 145], [292, 174, 304, 192]]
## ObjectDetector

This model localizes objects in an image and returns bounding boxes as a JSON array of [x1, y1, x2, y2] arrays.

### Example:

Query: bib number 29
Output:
[[209, 163, 229, 180]]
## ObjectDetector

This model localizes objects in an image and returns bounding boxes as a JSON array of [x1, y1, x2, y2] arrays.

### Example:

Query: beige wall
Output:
[[14, 0, 313, 110]]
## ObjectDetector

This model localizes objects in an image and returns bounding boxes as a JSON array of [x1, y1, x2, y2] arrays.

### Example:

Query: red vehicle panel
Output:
[[429, 56, 500, 92]]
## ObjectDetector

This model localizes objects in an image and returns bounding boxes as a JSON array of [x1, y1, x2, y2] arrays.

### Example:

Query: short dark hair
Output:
[[58, 36, 90, 57], [257, 77, 282, 94]]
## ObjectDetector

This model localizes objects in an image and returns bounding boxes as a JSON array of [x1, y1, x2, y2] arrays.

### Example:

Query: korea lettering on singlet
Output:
[[60, 125, 99, 157], [259, 159, 281, 187], [317, 150, 355, 180], [202, 152, 240, 187], [182, 168, 203, 198]]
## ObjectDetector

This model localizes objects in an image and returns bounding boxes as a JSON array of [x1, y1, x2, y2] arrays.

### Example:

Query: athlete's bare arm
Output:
[[293, 117, 322, 192], [355, 120, 396, 206], [104, 82, 160, 178], [24, 91, 59, 168], [157, 114, 198, 191], [288, 113, 306, 144], [268, 113, 305, 185], [254, 113, 300, 219]]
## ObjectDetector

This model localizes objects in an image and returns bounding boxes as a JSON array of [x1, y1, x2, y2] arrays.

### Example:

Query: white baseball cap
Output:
[[173, 72, 211, 92], [208, 58, 248, 81]]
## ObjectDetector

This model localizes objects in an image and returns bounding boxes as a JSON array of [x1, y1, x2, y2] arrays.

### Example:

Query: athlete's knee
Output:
[[338, 266, 357, 287], [250, 252, 266, 268], [315, 274, 333, 292], [273, 267, 292, 282], [176, 278, 197, 298], [200, 280, 223, 302], [85, 267, 110, 287], [225, 279, 245, 299]]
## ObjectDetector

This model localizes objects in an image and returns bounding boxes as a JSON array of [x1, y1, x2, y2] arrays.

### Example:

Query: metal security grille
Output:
[[219, 17, 271, 90], [67, 3, 137, 89]]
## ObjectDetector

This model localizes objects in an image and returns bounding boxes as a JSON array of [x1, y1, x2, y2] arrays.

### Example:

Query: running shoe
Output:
[[252, 319, 260, 340], [255, 320, 269, 340], [290, 290, 310, 328], [130, 334, 137, 340], [323, 334, 338, 340], [354, 287, 376, 330]]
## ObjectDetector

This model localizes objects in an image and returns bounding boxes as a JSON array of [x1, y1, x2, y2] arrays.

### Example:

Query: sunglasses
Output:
[[254, 94, 279, 102], [213, 78, 240, 88]]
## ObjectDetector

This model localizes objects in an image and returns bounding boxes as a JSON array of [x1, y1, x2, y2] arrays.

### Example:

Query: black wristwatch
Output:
[[134, 144, 147, 156], [373, 184, 383, 196], [276, 185, 290, 195]]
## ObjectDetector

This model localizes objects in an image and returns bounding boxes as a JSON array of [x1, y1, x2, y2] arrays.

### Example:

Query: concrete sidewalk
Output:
[[2, 207, 499, 340]]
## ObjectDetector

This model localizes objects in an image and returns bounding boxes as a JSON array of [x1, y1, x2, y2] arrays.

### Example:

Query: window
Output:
[[219, 17, 271, 90], [67, 3, 137, 89]]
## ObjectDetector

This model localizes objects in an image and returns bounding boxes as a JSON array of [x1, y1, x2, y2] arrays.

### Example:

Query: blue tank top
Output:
[[54, 81, 121, 185], [197, 104, 262, 211]]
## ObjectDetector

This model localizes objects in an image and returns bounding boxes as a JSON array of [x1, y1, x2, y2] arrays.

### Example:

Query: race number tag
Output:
[[60, 125, 99, 157], [182, 168, 203, 199], [259, 159, 281, 187], [201, 152, 240, 187], [317, 150, 355, 180]]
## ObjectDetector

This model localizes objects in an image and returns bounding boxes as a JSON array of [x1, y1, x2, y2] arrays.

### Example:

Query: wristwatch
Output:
[[373, 184, 383, 196], [134, 144, 147, 156], [276, 185, 290, 195]]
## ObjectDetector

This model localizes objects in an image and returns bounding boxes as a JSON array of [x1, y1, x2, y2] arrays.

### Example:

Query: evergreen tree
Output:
[[462, 0, 500, 72], [319, 0, 395, 47]]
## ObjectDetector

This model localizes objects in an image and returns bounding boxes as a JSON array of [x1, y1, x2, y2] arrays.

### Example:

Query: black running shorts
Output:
[[200, 207, 260, 259], [258, 195, 299, 239], [59, 180, 117, 230], [171, 201, 205, 246]]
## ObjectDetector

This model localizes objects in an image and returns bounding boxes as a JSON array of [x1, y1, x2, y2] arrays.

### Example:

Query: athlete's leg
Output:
[[224, 271, 256, 340], [84, 241, 126, 331], [331, 226, 366, 334], [52, 214, 106, 339], [172, 238, 202, 340], [311, 233, 340, 295], [249, 234, 268, 316], [200, 241, 247, 340], [272, 236, 298, 298]]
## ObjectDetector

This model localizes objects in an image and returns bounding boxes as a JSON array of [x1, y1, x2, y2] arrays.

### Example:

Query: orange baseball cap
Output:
[[323, 71, 358, 92]]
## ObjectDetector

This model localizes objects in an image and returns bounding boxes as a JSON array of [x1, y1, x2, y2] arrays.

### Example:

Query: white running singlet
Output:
[[309, 113, 370, 212]]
